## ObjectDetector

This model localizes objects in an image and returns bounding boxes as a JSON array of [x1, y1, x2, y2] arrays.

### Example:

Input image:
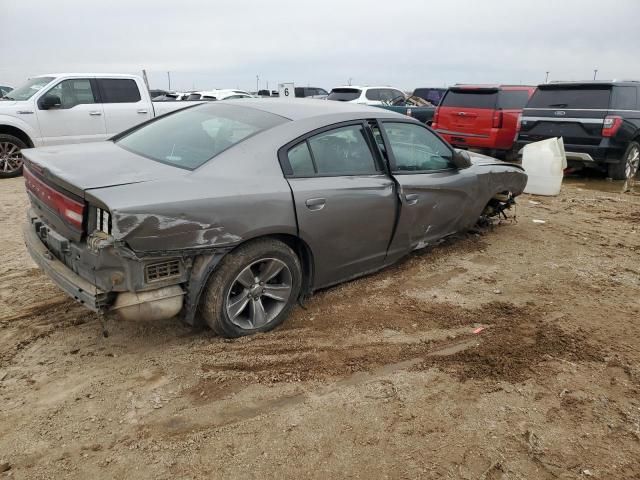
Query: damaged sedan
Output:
[[22, 99, 526, 337]]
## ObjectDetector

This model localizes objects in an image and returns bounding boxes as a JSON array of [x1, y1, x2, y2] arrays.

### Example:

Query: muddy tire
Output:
[[608, 141, 640, 181], [200, 238, 302, 338], [0, 134, 27, 179]]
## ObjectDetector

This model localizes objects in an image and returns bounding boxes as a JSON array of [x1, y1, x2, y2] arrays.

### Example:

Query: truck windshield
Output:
[[2, 77, 54, 101], [116, 103, 288, 170], [526, 87, 611, 109]]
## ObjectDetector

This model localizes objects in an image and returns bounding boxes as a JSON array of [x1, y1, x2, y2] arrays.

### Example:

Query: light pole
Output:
[[167, 71, 171, 90], [593, 68, 598, 80], [256, 75, 259, 93], [545, 71, 549, 83]]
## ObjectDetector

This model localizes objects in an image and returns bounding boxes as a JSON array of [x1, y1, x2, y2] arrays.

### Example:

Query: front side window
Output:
[[4, 77, 54, 101], [380, 89, 404, 103], [98, 79, 141, 103], [382, 122, 454, 172], [307, 125, 380, 175], [42, 79, 96, 109], [116, 103, 288, 170]]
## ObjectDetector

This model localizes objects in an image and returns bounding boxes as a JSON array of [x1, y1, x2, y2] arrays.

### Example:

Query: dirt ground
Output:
[[1, 175, 640, 479]]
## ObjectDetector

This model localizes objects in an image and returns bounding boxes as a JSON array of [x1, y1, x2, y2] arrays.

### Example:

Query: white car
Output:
[[327, 86, 406, 106], [0, 73, 191, 178], [185, 89, 254, 101]]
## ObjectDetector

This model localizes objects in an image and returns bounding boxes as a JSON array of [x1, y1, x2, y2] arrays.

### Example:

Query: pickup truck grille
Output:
[[145, 260, 181, 283]]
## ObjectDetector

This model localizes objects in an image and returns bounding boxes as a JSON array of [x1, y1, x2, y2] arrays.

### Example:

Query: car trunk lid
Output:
[[519, 85, 611, 146], [437, 87, 498, 137]]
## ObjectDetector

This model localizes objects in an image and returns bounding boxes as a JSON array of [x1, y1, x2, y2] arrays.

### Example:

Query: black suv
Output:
[[516, 81, 640, 180]]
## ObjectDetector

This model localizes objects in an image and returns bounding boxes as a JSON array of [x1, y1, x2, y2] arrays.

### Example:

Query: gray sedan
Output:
[[22, 99, 526, 337]]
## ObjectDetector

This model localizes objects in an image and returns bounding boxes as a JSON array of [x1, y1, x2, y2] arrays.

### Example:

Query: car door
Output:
[[97, 78, 152, 136], [373, 121, 478, 260], [35, 78, 106, 146], [281, 122, 397, 288]]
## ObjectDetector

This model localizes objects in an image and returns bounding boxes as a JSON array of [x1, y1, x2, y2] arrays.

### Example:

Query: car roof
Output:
[[451, 84, 535, 90], [34, 73, 140, 80], [331, 85, 404, 91], [539, 80, 640, 88], [218, 97, 403, 121]]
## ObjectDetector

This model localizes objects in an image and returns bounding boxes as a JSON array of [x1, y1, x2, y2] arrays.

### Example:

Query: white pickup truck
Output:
[[0, 73, 191, 178]]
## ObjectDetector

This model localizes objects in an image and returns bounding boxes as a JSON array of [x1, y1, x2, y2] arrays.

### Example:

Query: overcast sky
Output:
[[2, 0, 639, 92]]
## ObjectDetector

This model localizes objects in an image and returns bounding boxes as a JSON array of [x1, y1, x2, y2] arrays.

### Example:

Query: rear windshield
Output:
[[441, 90, 498, 109], [116, 103, 288, 170], [526, 87, 611, 109], [327, 88, 361, 101]]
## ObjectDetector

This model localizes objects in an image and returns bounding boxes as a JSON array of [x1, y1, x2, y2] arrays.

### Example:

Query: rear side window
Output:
[[611, 86, 638, 110], [498, 90, 531, 109], [441, 90, 498, 109], [526, 87, 611, 109], [287, 142, 315, 176], [307, 125, 380, 175], [327, 88, 361, 101], [98, 79, 141, 103], [365, 89, 381, 101]]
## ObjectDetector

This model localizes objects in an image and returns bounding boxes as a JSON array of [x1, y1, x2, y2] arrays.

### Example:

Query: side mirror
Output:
[[452, 149, 473, 169], [40, 95, 61, 110]]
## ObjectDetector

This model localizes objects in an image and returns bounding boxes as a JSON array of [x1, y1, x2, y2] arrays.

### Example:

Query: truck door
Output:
[[35, 78, 106, 146], [281, 122, 397, 288], [96, 78, 152, 136]]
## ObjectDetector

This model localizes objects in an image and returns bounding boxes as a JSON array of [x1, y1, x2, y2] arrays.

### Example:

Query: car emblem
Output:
[[554, 110, 566, 116]]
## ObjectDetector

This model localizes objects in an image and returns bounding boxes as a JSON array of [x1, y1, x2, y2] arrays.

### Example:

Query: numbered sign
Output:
[[278, 82, 295, 99]]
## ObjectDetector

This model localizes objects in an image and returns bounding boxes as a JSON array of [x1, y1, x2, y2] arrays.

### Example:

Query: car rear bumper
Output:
[[436, 128, 515, 151], [23, 219, 109, 312]]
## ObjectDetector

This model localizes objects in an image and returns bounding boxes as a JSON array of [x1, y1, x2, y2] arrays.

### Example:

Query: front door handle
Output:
[[305, 198, 326, 211], [89, 111, 102, 116], [404, 193, 419, 205], [137, 109, 149, 114]]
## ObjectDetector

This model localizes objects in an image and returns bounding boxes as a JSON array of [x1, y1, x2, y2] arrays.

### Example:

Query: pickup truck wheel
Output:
[[0, 134, 26, 178], [200, 239, 302, 338], [608, 141, 640, 181]]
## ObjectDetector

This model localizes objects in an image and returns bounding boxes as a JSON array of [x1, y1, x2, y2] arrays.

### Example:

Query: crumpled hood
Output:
[[22, 141, 189, 197], [462, 149, 524, 170]]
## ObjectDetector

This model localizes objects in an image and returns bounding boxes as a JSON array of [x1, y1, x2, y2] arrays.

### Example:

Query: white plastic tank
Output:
[[522, 137, 567, 196]]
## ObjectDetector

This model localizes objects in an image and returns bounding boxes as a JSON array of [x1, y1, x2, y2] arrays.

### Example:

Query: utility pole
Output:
[[256, 75, 259, 93], [593, 68, 598, 80], [348, 77, 352, 86], [167, 71, 171, 90], [545, 71, 549, 83]]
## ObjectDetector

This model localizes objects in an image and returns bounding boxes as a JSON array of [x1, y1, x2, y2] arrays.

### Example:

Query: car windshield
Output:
[[327, 88, 361, 101], [526, 86, 611, 109], [116, 103, 288, 170], [2, 76, 54, 100]]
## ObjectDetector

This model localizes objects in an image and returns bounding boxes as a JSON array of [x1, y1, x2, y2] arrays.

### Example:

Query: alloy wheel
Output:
[[625, 144, 640, 179], [225, 258, 293, 330], [0, 141, 23, 174]]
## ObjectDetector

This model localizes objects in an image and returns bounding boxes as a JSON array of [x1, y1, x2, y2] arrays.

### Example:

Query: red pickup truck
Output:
[[432, 85, 536, 159]]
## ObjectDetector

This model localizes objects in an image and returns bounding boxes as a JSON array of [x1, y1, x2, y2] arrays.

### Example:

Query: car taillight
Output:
[[492, 110, 503, 128], [602, 115, 623, 137], [432, 108, 440, 128], [24, 167, 85, 230]]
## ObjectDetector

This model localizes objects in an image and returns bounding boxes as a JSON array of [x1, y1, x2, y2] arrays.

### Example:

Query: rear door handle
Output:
[[404, 194, 419, 205], [137, 109, 149, 114], [89, 111, 102, 116], [305, 198, 326, 211]]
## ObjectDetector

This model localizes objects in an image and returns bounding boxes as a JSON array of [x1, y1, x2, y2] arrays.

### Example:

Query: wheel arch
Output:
[[182, 233, 315, 327], [0, 124, 35, 148]]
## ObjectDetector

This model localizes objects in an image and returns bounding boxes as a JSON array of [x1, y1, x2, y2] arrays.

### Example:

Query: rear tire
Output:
[[608, 141, 640, 181], [0, 134, 27, 178], [200, 239, 302, 338]]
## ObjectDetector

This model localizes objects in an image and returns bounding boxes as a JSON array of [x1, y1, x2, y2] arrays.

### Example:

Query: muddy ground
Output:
[[1, 176, 639, 479]]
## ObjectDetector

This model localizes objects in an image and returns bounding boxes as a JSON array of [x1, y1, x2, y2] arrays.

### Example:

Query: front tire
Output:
[[0, 134, 27, 179], [608, 141, 640, 181], [200, 239, 302, 338]]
